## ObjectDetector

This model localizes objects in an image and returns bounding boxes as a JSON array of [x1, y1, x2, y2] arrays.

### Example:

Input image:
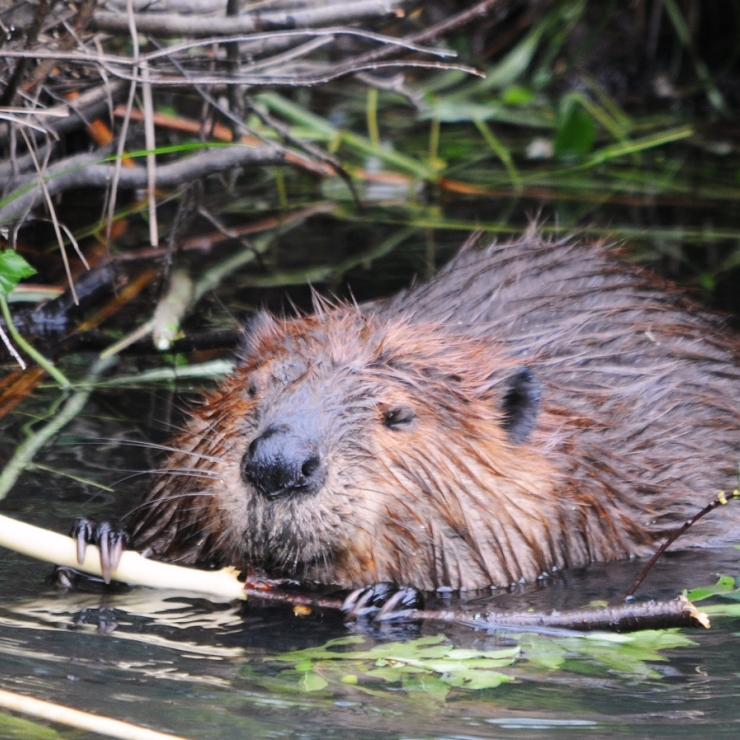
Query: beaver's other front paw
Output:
[[71, 518, 128, 583], [342, 583, 424, 622]]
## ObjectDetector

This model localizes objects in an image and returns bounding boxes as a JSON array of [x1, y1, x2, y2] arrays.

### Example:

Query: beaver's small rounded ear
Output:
[[238, 310, 281, 359], [499, 367, 541, 445]]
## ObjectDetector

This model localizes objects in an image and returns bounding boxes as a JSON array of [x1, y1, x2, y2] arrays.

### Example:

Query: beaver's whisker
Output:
[[123, 490, 219, 518], [64, 437, 224, 462]]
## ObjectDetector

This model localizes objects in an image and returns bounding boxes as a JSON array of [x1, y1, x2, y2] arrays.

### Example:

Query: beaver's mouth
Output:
[[243, 491, 339, 579]]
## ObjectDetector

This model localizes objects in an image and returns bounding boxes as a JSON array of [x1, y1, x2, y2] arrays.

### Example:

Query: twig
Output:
[[626, 486, 740, 598], [99, 58, 482, 87], [244, 586, 709, 633], [0, 513, 244, 599], [0, 144, 285, 225], [152, 269, 194, 350], [92, 0, 406, 36], [325, 0, 504, 73], [0, 688, 190, 740], [17, 126, 79, 304], [141, 61, 159, 247], [0, 28, 458, 66], [0, 321, 26, 369], [244, 96, 362, 210], [106, 76, 139, 248], [442, 596, 709, 632]]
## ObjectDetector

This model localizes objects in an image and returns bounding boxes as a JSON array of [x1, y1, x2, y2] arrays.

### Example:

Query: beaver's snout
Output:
[[241, 424, 325, 500]]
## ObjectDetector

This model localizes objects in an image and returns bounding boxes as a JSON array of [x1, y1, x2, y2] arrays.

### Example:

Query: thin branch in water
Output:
[[245, 96, 363, 210], [0, 687, 190, 740], [244, 585, 710, 633], [626, 485, 740, 598]]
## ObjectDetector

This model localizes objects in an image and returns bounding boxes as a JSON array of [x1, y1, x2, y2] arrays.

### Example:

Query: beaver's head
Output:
[[158, 303, 586, 592]]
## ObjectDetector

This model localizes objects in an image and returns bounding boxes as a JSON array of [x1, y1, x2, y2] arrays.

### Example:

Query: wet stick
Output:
[[0, 687, 190, 740], [0, 514, 245, 600]]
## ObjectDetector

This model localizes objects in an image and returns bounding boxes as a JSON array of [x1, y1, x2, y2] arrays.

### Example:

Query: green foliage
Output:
[[0, 250, 36, 297], [0, 712, 62, 740], [502, 85, 535, 107], [554, 94, 596, 159], [522, 630, 696, 680], [243, 628, 697, 703], [687, 576, 737, 602], [269, 635, 517, 700], [685, 576, 740, 616]]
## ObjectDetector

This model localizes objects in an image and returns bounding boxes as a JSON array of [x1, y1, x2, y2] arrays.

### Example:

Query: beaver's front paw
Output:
[[71, 518, 128, 583], [342, 583, 424, 622]]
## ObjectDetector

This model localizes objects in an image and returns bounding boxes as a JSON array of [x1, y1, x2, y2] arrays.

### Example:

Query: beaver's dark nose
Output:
[[241, 425, 325, 500]]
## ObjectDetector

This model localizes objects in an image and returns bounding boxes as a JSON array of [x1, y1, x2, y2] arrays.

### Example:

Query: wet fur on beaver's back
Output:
[[130, 233, 740, 591]]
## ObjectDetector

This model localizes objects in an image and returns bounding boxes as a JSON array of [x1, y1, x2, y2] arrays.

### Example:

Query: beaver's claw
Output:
[[71, 518, 128, 584], [342, 583, 424, 622]]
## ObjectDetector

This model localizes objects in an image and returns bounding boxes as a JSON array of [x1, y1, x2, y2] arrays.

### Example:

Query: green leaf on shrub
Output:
[[554, 94, 595, 159], [0, 250, 36, 297], [502, 85, 535, 106]]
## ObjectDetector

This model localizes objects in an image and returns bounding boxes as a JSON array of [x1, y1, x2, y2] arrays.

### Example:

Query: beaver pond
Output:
[[3, 0, 740, 737]]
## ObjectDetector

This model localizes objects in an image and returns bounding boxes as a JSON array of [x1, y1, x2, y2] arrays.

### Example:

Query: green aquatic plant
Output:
[[248, 628, 697, 702]]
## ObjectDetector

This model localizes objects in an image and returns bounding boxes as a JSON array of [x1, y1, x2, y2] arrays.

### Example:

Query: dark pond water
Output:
[[1, 386, 740, 740]]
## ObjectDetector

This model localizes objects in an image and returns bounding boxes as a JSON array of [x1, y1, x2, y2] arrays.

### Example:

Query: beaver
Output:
[[115, 232, 740, 592]]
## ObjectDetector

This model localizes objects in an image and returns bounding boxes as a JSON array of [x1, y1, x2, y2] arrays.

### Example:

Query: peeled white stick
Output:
[[0, 514, 245, 600], [0, 688, 189, 740]]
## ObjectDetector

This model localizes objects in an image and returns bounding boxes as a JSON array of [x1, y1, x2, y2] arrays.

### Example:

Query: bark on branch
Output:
[[92, 0, 406, 37], [0, 144, 285, 225], [244, 587, 709, 633]]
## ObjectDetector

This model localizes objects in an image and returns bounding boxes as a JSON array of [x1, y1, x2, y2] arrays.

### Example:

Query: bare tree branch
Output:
[[244, 587, 710, 633], [0, 145, 285, 225], [93, 0, 407, 37]]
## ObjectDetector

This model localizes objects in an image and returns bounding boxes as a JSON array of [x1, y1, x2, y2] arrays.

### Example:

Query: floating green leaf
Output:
[[270, 635, 517, 700], [687, 576, 737, 602], [299, 671, 328, 692]]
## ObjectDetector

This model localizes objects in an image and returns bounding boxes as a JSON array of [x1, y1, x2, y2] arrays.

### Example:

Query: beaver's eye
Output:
[[383, 406, 416, 429], [247, 382, 258, 399]]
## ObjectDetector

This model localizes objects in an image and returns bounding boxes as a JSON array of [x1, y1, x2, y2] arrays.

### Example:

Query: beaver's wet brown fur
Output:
[[130, 233, 740, 591]]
